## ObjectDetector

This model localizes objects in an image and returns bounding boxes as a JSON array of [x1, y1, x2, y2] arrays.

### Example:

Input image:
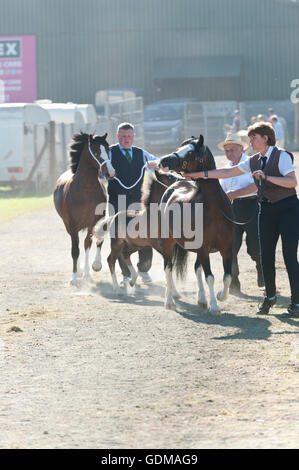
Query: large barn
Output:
[[0, 0, 298, 133]]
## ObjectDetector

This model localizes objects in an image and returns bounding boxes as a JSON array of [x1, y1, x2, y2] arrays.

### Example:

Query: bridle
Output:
[[87, 137, 111, 177], [179, 143, 207, 173]]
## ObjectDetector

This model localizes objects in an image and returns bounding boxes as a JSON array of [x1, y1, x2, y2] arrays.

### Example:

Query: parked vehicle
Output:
[[144, 98, 197, 152]]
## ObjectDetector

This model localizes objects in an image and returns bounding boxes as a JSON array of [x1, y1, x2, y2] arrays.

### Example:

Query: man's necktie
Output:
[[260, 155, 267, 170], [125, 150, 132, 163]]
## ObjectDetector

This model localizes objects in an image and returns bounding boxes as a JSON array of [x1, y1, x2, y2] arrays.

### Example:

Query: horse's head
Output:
[[159, 135, 215, 174], [88, 133, 115, 178]]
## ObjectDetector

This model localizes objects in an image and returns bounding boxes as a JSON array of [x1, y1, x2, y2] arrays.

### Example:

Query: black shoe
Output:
[[281, 303, 299, 318], [257, 296, 277, 315]]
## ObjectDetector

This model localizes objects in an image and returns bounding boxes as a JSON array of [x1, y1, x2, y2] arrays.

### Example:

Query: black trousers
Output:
[[109, 193, 153, 277], [231, 197, 261, 283], [258, 195, 299, 303]]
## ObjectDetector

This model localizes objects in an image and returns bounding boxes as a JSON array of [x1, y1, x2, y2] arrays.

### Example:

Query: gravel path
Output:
[[0, 154, 298, 449]]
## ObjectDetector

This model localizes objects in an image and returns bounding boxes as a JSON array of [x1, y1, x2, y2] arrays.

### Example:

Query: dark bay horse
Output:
[[94, 170, 183, 296], [54, 132, 115, 285], [158, 135, 234, 311]]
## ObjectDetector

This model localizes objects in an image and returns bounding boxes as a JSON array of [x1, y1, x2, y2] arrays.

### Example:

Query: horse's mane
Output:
[[141, 178, 157, 208], [69, 132, 89, 173], [141, 172, 179, 208]]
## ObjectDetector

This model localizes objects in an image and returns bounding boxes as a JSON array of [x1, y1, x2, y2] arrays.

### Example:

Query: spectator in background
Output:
[[257, 113, 268, 122], [231, 109, 240, 133], [270, 115, 285, 148]]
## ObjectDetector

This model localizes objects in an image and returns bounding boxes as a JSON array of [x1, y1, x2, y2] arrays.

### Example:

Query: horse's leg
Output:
[[122, 246, 138, 287], [200, 251, 220, 312], [161, 239, 176, 310], [82, 227, 93, 279], [217, 247, 233, 302], [171, 275, 181, 299], [92, 240, 103, 272], [195, 255, 207, 309], [70, 230, 80, 286], [107, 239, 125, 296]]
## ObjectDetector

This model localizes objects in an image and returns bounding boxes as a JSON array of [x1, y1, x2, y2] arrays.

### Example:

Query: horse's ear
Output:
[[103, 132, 108, 139], [88, 134, 92, 142], [194, 134, 204, 151]]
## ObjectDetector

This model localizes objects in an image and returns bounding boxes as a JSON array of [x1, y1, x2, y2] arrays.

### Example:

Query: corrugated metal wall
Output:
[[0, 0, 298, 104]]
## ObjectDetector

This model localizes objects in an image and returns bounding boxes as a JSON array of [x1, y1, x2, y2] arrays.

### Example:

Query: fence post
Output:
[[48, 120, 56, 191]]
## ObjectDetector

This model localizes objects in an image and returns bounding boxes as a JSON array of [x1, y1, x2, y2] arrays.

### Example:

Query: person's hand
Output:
[[182, 172, 201, 180], [147, 160, 160, 170], [252, 170, 266, 181], [226, 190, 237, 201], [183, 174, 193, 181]]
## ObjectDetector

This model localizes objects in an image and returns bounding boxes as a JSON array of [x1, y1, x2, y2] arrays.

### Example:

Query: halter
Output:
[[181, 143, 207, 171], [88, 140, 110, 176]]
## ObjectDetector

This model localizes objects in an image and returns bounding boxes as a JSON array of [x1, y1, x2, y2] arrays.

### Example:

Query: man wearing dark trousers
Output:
[[218, 134, 263, 294], [108, 122, 158, 286]]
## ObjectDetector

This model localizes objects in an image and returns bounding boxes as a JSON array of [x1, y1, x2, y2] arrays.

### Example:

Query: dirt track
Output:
[[0, 154, 298, 449]]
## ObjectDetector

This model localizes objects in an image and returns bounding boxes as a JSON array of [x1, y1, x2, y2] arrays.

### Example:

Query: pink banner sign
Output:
[[0, 35, 36, 103]]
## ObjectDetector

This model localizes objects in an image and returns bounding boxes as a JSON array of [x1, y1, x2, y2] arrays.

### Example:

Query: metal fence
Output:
[[184, 101, 238, 153]]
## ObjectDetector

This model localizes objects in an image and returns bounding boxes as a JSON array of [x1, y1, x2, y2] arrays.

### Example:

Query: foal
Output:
[[54, 132, 115, 285], [95, 170, 182, 296]]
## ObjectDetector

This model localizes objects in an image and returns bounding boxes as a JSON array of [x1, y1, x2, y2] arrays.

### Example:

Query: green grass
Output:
[[0, 194, 53, 224]]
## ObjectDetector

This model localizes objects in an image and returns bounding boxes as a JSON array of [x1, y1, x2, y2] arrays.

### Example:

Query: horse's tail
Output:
[[172, 243, 189, 280], [94, 214, 116, 243]]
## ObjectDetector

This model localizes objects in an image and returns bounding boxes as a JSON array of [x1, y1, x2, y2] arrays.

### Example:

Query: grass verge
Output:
[[0, 194, 53, 224]]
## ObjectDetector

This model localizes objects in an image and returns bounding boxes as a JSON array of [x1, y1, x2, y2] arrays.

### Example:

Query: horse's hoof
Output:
[[172, 291, 181, 299], [113, 286, 124, 296], [198, 301, 208, 309], [129, 276, 138, 287], [217, 290, 228, 301], [70, 279, 79, 287], [209, 306, 221, 314], [92, 262, 102, 272], [165, 302, 176, 310]]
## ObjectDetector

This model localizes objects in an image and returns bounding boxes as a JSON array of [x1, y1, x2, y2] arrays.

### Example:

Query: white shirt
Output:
[[237, 146, 294, 176], [220, 153, 257, 197]]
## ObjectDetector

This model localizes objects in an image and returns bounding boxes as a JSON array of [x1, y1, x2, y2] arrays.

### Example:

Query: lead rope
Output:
[[112, 164, 148, 190]]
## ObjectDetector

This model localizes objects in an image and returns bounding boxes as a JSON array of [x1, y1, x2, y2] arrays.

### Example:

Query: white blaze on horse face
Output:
[[100, 145, 115, 177], [175, 144, 194, 158]]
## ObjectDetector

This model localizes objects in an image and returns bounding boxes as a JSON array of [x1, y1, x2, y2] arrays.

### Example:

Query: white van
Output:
[[0, 103, 51, 186]]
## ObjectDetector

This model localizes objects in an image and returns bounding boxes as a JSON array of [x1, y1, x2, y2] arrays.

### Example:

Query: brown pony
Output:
[[54, 132, 115, 285], [158, 135, 234, 311], [94, 170, 182, 296]]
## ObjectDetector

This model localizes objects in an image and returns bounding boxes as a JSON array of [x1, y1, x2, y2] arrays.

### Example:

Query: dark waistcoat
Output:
[[108, 144, 145, 197], [249, 147, 296, 203]]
